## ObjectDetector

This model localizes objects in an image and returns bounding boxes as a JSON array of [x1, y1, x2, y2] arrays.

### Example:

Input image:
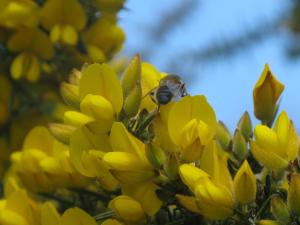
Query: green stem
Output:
[[94, 210, 115, 221], [255, 194, 275, 220]]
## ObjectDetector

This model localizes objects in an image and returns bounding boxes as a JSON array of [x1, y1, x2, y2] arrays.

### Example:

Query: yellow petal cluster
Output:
[[251, 111, 300, 170], [11, 126, 90, 192], [104, 122, 162, 215], [168, 95, 217, 161], [0, 189, 41, 225], [41, 202, 97, 225]]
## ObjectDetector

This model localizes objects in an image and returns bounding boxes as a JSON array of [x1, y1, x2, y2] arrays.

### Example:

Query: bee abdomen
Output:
[[156, 86, 173, 105]]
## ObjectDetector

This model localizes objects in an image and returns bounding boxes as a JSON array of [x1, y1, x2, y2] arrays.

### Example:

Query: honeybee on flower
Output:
[[148, 74, 188, 107]]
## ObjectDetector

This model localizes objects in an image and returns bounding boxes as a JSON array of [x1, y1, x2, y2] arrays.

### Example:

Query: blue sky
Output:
[[119, 0, 299, 131]]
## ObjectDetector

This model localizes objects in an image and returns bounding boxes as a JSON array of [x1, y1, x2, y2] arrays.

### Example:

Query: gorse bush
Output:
[[0, 1, 300, 225]]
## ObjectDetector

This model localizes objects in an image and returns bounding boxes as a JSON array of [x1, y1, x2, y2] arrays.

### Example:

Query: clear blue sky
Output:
[[119, 0, 299, 131]]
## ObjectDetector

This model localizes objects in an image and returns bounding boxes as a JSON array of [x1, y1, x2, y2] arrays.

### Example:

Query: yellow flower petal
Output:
[[168, 95, 216, 147], [140, 62, 162, 111], [61, 208, 97, 225], [194, 177, 234, 220], [62, 25, 78, 45], [41, 0, 86, 30], [176, 195, 202, 214], [41, 202, 60, 225], [122, 181, 162, 216], [0, 209, 29, 225], [101, 219, 123, 225], [79, 63, 123, 114], [80, 94, 114, 120], [63, 111, 94, 127], [22, 126, 54, 155], [179, 164, 208, 191], [110, 122, 149, 166], [109, 195, 145, 222], [250, 140, 288, 170], [8, 28, 54, 59], [69, 126, 111, 177]]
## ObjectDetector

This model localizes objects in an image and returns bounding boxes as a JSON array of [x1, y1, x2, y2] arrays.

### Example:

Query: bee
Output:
[[149, 74, 188, 105]]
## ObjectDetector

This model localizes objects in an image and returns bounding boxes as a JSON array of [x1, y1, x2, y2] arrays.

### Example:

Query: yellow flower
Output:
[[103, 122, 162, 215], [64, 63, 123, 133], [7, 28, 54, 81], [168, 95, 217, 161], [40, 0, 86, 45], [177, 141, 234, 220], [42, 202, 97, 225], [108, 195, 146, 223], [233, 160, 256, 204], [251, 111, 300, 170], [288, 173, 300, 216], [83, 18, 125, 62], [177, 163, 234, 220], [0, 0, 39, 29], [253, 64, 284, 124], [0, 189, 41, 225], [11, 126, 90, 192], [69, 125, 118, 191]]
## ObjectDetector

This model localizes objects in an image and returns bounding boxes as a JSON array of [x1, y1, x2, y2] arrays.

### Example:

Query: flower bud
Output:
[[121, 55, 142, 117], [122, 54, 141, 96], [48, 123, 76, 144], [253, 64, 284, 124], [60, 82, 80, 109], [237, 111, 252, 140], [232, 129, 247, 161], [123, 84, 141, 117], [216, 121, 231, 150], [145, 143, 166, 169], [288, 173, 300, 216], [270, 196, 290, 224], [233, 160, 256, 204], [108, 195, 146, 223], [163, 153, 179, 180]]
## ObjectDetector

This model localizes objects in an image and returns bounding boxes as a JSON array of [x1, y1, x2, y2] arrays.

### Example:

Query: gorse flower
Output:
[[11, 126, 90, 192], [251, 111, 300, 170], [177, 141, 235, 220], [168, 95, 217, 161], [0, 6, 300, 223], [8, 28, 54, 81], [40, 0, 86, 45], [0, 0, 39, 29], [103, 122, 162, 215]]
